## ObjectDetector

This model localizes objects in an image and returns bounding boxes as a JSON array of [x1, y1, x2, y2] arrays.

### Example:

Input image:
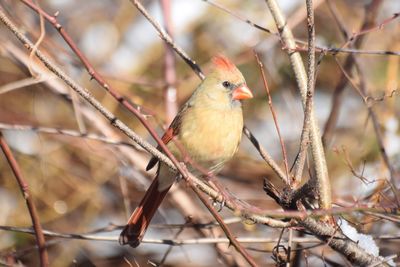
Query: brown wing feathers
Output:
[[146, 112, 183, 171]]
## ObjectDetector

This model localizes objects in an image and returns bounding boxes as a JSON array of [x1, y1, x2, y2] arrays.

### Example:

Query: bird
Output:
[[119, 55, 253, 247]]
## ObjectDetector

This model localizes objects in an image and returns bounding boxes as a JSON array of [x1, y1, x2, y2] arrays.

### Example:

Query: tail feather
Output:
[[119, 178, 172, 247]]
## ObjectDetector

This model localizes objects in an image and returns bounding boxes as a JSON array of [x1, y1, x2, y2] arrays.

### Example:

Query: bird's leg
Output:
[[205, 173, 239, 212]]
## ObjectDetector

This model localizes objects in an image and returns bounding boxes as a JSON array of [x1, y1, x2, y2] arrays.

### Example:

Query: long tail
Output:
[[119, 177, 172, 247]]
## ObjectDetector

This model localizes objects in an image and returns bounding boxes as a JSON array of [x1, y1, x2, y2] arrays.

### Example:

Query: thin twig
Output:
[[0, 132, 49, 267], [200, 0, 275, 34], [242, 126, 287, 182], [341, 11, 398, 49], [0, 123, 142, 150], [297, 46, 400, 57], [0, 225, 325, 244], [0, 76, 47, 94], [157, 219, 187, 265], [254, 52, 290, 182], [202, 0, 400, 57], [128, 0, 204, 79]]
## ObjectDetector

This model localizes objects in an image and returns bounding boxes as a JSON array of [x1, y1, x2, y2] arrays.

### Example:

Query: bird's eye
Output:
[[222, 81, 231, 88]]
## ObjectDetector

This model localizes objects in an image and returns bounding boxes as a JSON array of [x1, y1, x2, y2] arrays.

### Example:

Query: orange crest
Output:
[[211, 54, 236, 72]]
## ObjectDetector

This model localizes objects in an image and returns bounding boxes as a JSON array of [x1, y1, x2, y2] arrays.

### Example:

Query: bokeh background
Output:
[[0, 0, 399, 266]]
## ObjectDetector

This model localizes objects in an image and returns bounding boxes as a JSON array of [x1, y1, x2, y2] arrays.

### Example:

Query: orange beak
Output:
[[232, 84, 253, 100]]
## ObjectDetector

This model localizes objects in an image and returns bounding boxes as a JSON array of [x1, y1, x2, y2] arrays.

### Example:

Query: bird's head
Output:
[[197, 55, 253, 108]]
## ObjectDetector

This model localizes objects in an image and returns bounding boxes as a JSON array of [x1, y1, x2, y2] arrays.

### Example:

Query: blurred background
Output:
[[0, 0, 399, 266]]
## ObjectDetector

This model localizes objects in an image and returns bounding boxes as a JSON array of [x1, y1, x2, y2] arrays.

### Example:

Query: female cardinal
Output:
[[119, 55, 253, 247]]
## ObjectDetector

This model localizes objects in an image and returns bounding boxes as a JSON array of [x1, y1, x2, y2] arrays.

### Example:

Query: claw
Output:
[[212, 198, 225, 212]]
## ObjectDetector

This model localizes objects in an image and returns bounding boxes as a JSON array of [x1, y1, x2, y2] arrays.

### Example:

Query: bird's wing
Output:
[[145, 104, 188, 171]]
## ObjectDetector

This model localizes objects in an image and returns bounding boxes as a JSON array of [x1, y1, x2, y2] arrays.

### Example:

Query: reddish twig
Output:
[[0, 132, 49, 267], [341, 11, 399, 49], [254, 52, 290, 183]]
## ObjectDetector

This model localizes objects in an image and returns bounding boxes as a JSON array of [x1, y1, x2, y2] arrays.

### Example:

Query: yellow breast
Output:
[[176, 105, 243, 173]]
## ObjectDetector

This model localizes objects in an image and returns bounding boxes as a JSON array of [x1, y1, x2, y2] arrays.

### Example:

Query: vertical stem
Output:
[[293, 0, 316, 185], [254, 52, 290, 182], [161, 0, 178, 124], [265, 0, 331, 209]]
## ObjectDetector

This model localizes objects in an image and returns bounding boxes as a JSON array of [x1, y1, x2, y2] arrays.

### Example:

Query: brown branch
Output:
[[0, 132, 49, 267], [18, 0, 160, 135]]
